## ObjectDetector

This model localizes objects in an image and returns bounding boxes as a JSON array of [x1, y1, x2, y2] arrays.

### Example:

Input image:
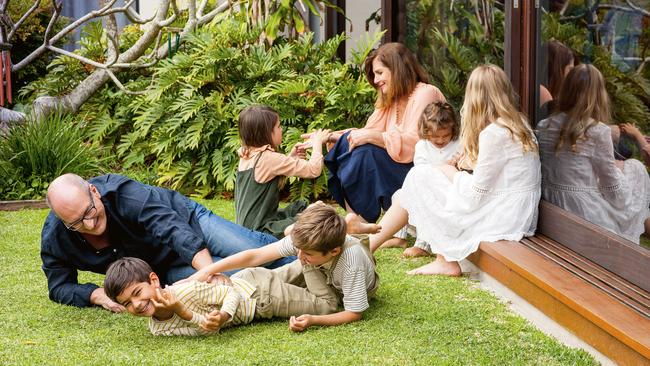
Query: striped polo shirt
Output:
[[277, 235, 377, 313], [148, 278, 256, 336]]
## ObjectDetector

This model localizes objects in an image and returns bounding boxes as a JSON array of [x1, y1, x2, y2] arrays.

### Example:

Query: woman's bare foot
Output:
[[345, 213, 381, 234], [402, 247, 432, 258], [407, 255, 461, 277], [379, 237, 408, 249]]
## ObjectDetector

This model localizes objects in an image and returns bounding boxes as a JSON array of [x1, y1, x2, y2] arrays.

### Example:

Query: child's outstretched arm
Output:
[[289, 310, 363, 332], [184, 241, 284, 282]]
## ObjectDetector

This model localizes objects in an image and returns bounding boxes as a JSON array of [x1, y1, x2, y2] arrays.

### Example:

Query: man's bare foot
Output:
[[402, 247, 431, 258], [379, 237, 408, 249], [345, 213, 381, 234], [406, 255, 461, 277]]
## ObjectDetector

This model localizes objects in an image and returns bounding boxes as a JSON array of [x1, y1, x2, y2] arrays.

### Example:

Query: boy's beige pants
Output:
[[233, 260, 338, 319]]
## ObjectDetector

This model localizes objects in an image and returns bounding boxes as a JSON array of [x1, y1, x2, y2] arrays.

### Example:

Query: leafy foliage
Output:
[[8, 1, 70, 91], [405, 0, 505, 110], [88, 16, 376, 198], [0, 111, 103, 200]]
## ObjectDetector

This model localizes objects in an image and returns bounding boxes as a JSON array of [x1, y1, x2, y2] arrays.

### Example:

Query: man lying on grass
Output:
[[105, 256, 338, 336], [184, 203, 380, 332]]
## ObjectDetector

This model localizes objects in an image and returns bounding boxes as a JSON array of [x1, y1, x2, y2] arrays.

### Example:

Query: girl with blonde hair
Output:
[[537, 64, 650, 243], [366, 65, 541, 276]]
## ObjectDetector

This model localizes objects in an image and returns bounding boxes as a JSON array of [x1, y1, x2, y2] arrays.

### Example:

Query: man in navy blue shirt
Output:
[[41, 173, 291, 312]]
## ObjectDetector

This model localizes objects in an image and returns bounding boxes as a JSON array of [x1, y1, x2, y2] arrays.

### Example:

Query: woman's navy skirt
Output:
[[324, 131, 413, 223]]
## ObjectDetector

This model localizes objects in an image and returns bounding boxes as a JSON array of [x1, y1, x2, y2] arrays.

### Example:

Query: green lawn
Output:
[[0, 199, 597, 365]]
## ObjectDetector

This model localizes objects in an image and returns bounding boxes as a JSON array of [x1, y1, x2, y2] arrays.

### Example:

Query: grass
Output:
[[0, 199, 598, 365]]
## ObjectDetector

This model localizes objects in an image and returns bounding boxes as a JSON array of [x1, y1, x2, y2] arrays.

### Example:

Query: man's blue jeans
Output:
[[164, 200, 295, 283]]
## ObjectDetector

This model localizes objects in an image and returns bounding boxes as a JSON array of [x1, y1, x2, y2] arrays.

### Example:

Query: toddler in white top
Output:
[[390, 102, 463, 258]]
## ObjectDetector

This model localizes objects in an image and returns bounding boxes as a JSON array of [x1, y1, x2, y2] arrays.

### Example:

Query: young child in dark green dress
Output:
[[236, 105, 330, 238]]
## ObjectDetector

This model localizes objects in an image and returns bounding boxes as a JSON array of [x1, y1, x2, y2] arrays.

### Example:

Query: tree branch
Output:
[[624, 0, 650, 17], [7, 0, 41, 41]]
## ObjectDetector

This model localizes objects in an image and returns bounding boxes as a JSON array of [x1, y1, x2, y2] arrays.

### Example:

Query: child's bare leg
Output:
[[402, 247, 431, 258], [380, 237, 408, 249], [345, 213, 381, 234], [406, 254, 461, 277], [645, 217, 650, 238], [369, 197, 409, 253]]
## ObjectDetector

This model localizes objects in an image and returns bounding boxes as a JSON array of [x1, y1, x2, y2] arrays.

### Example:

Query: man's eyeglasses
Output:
[[63, 188, 97, 231]]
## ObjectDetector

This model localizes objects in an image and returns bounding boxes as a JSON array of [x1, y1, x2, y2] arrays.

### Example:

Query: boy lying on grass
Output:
[[184, 203, 380, 332], [104, 256, 338, 336]]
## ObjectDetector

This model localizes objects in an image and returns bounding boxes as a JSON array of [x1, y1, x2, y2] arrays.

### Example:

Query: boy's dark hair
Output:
[[291, 204, 347, 254], [418, 101, 459, 140], [238, 105, 279, 148], [104, 257, 153, 302]]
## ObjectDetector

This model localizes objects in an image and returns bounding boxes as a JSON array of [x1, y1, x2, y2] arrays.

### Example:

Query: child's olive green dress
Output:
[[235, 152, 307, 239]]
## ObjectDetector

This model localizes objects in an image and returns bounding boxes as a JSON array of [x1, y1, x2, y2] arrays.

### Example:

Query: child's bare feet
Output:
[[407, 255, 461, 277], [379, 237, 408, 249], [402, 246, 431, 258], [345, 213, 381, 234]]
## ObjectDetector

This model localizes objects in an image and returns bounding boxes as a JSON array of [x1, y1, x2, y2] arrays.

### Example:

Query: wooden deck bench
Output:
[[467, 201, 650, 365]]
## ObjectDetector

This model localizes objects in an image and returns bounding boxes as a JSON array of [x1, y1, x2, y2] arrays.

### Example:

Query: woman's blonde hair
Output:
[[459, 65, 537, 167], [363, 43, 429, 109], [554, 64, 610, 151]]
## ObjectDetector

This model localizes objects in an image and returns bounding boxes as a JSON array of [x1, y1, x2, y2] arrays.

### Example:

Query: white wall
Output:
[[345, 0, 382, 60]]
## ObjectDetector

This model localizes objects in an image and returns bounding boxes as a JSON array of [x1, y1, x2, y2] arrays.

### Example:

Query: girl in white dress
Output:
[[367, 65, 541, 276], [384, 101, 463, 257], [537, 64, 650, 243]]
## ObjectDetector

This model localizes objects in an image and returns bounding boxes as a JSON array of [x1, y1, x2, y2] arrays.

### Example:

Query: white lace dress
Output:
[[400, 122, 541, 261], [537, 113, 650, 243]]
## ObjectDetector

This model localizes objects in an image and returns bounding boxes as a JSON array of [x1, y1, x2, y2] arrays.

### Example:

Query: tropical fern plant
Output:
[[92, 15, 379, 198], [405, 0, 505, 110]]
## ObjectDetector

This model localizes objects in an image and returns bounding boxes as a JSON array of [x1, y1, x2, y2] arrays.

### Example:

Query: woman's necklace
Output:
[[395, 98, 408, 124]]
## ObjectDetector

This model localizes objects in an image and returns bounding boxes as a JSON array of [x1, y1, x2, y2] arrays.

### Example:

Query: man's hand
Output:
[[90, 287, 126, 313], [289, 314, 313, 332], [200, 310, 230, 332]]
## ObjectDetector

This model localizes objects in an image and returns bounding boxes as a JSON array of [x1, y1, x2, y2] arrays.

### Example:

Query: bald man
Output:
[[41, 174, 293, 312]]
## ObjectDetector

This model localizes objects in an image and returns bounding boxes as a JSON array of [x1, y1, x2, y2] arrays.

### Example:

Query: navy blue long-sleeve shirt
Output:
[[40, 174, 207, 307]]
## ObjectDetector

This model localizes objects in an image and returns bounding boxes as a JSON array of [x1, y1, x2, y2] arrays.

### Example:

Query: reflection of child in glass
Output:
[[537, 64, 650, 243], [104, 256, 338, 336]]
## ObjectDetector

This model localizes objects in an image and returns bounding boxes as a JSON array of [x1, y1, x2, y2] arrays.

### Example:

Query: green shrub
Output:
[[89, 16, 378, 198], [0, 112, 103, 200], [8, 2, 70, 91], [405, 0, 505, 111]]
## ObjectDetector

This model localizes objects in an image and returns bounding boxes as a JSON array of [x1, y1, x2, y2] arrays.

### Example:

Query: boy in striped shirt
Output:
[[185, 203, 380, 332], [104, 257, 337, 336]]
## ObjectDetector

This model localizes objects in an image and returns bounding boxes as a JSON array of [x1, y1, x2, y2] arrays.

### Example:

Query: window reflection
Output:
[[539, 0, 650, 248]]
